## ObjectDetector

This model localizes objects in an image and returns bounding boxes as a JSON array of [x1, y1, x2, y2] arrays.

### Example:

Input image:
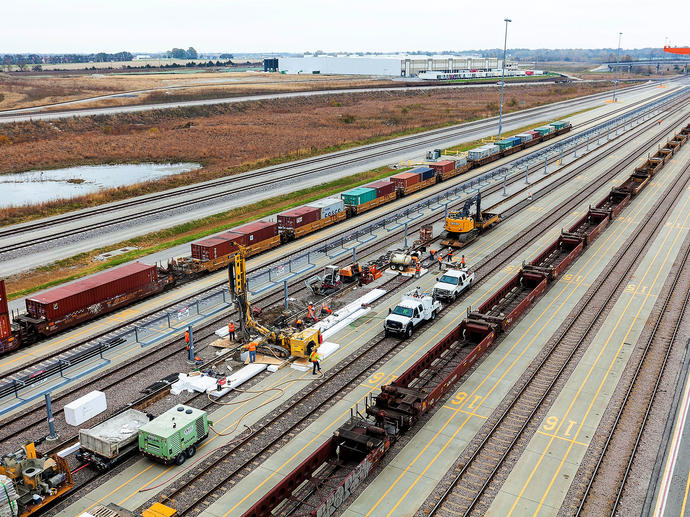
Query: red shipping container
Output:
[[429, 160, 455, 174], [191, 237, 235, 261], [365, 180, 395, 198], [217, 231, 248, 248], [277, 206, 321, 229], [26, 263, 158, 321], [390, 172, 421, 190], [0, 280, 10, 340], [235, 221, 279, 245], [527, 130, 541, 140]]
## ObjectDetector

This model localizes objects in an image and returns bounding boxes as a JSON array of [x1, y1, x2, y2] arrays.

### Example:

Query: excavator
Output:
[[441, 191, 500, 248], [229, 246, 321, 359]]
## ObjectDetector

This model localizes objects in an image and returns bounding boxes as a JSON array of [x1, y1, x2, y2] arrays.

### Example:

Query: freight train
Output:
[[0, 120, 572, 356], [241, 122, 690, 517]]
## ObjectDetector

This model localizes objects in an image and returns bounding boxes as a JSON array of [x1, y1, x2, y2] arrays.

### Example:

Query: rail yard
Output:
[[1, 50, 689, 517]]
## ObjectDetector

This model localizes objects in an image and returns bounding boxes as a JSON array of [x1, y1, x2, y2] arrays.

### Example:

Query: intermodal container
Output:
[[25, 263, 158, 321], [527, 130, 541, 140], [497, 139, 515, 150], [550, 121, 568, 130], [508, 136, 522, 147], [455, 156, 468, 167], [365, 180, 395, 198], [341, 187, 377, 206], [410, 166, 435, 181], [277, 206, 321, 229], [234, 221, 279, 245], [305, 198, 344, 218], [217, 231, 248, 248], [191, 237, 235, 261], [468, 147, 490, 161], [0, 280, 10, 340], [535, 126, 552, 135], [429, 160, 455, 174], [390, 172, 421, 191], [515, 133, 533, 143]]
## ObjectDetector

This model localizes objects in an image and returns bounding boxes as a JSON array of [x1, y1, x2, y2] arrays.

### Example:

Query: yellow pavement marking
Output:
[[365, 169, 662, 517], [511, 184, 690, 516], [681, 462, 690, 516], [536, 430, 588, 448], [441, 405, 488, 419]]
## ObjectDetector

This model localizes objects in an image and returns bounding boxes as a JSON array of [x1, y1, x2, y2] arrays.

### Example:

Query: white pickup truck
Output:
[[432, 268, 474, 302], [384, 290, 442, 337]]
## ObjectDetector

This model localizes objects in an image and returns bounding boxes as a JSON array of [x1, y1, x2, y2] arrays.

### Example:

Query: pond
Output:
[[0, 162, 202, 208]]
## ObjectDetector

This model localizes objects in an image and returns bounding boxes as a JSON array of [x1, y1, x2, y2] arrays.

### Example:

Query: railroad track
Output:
[[571, 210, 690, 516], [140, 112, 690, 515], [0, 83, 669, 252], [3, 98, 685, 437], [425, 138, 690, 516]]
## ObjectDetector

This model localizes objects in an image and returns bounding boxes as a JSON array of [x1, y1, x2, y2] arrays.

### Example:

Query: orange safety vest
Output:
[[415, 263, 421, 271], [310, 350, 320, 362], [438, 255, 443, 262], [461, 258, 466, 266], [228, 322, 235, 332], [307, 305, 314, 318], [247, 342, 257, 352], [184, 331, 190, 344]]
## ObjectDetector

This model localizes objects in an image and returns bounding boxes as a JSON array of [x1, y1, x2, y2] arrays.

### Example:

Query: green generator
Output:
[[138, 405, 211, 465]]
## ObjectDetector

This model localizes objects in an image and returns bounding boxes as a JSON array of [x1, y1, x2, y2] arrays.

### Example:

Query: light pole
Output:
[[497, 17, 512, 140], [613, 32, 622, 102]]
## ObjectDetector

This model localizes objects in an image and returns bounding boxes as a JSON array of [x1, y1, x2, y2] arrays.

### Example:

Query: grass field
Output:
[[0, 81, 623, 227]]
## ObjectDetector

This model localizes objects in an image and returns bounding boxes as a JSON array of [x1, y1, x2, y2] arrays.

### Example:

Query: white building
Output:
[[277, 55, 501, 77]]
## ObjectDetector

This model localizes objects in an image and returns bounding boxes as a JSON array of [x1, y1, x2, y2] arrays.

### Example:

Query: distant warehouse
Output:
[[275, 56, 501, 77]]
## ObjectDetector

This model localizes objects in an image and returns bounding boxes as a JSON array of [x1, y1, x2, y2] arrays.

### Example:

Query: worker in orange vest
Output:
[[461, 255, 466, 268], [245, 341, 257, 363], [321, 305, 333, 315], [184, 330, 190, 350], [307, 303, 317, 322], [415, 262, 421, 278], [309, 349, 321, 375], [429, 248, 436, 261], [227, 321, 236, 342], [438, 254, 444, 271], [447, 248, 454, 262]]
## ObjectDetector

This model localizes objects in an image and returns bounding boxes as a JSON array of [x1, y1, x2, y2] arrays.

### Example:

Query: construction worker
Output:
[[429, 248, 436, 261], [307, 303, 318, 322], [528, 191, 533, 201], [321, 305, 333, 315], [448, 249, 454, 263], [245, 341, 257, 363], [415, 262, 421, 278], [227, 321, 236, 342], [309, 349, 321, 375], [184, 329, 190, 350], [461, 255, 466, 268], [438, 254, 444, 271]]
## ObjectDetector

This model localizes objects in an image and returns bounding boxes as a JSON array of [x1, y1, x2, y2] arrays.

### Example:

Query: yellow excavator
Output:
[[229, 246, 321, 359], [441, 192, 500, 248]]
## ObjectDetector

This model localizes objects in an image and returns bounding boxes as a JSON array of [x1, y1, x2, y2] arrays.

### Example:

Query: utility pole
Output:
[[497, 17, 512, 140], [613, 32, 622, 102]]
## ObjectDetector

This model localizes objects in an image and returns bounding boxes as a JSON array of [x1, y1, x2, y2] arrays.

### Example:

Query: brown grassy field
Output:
[[0, 71, 394, 111], [0, 81, 619, 226]]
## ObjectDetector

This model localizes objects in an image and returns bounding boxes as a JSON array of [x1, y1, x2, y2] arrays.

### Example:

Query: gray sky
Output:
[[3, 0, 687, 54]]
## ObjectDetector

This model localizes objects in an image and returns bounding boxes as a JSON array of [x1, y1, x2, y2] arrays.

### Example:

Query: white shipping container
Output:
[[305, 198, 344, 218], [455, 156, 468, 167], [486, 144, 500, 156], [64, 390, 107, 426], [516, 133, 533, 142]]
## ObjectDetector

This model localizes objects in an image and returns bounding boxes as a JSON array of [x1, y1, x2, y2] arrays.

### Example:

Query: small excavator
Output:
[[229, 246, 321, 359], [441, 191, 500, 248]]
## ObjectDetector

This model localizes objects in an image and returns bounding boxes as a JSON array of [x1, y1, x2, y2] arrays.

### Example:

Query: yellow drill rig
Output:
[[229, 246, 321, 359]]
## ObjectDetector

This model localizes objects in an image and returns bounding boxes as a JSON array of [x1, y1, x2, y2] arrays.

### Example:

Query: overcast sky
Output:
[[3, 0, 687, 54]]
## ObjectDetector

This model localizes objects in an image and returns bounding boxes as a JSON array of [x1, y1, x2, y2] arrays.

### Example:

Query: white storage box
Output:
[[64, 390, 107, 426]]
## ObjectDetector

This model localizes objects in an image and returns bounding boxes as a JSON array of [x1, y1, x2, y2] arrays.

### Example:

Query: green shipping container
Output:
[[341, 187, 377, 206], [535, 126, 552, 135], [497, 139, 515, 150], [138, 405, 211, 465], [549, 121, 568, 130]]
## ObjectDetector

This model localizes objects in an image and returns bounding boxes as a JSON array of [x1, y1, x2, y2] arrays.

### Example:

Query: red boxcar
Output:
[[234, 221, 278, 244], [429, 160, 456, 174], [390, 171, 420, 190], [0, 280, 10, 340], [26, 263, 159, 321], [277, 206, 321, 229], [365, 180, 396, 198]]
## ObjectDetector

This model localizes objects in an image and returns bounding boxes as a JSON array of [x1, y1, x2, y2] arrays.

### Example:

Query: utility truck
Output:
[[384, 289, 442, 337], [432, 268, 474, 301]]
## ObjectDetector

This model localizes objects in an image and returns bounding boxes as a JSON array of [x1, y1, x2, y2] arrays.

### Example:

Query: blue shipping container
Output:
[[410, 166, 435, 181], [508, 136, 522, 146]]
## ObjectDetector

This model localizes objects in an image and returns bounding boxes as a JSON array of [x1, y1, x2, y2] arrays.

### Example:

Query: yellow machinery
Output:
[[0, 442, 74, 517], [442, 192, 500, 248], [229, 246, 321, 359]]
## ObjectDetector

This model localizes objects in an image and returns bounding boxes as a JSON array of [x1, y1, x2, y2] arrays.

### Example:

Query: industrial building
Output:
[[276, 55, 501, 77]]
